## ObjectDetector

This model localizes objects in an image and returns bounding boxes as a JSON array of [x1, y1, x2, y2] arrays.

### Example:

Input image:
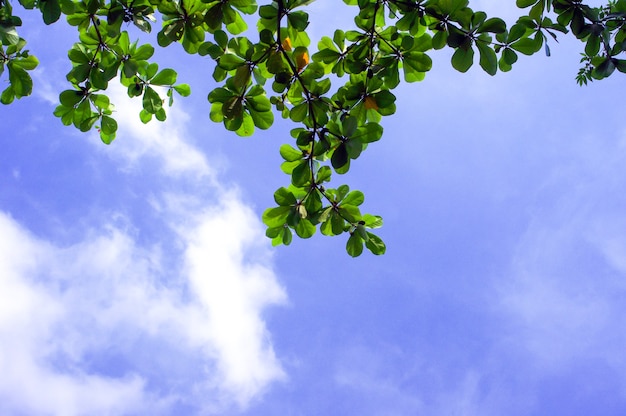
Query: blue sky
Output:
[[2, 1, 626, 415]]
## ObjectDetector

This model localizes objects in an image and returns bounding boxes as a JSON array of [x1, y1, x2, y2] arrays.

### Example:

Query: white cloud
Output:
[[98, 84, 216, 181], [184, 190, 287, 405], [0, 192, 286, 414], [0, 214, 156, 415], [2, 62, 288, 414]]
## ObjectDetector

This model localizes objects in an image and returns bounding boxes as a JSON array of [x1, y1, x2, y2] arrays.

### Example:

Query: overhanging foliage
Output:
[[1, 0, 625, 255]]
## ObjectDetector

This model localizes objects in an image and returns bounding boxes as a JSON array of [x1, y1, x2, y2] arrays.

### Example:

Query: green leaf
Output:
[[90, 94, 110, 110], [511, 37, 542, 55], [226, 12, 248, 34], [291, 161, 310, 186], [281, 227, 293, 245], [133, 44, 155, 61], [320, 211, 346, 236], [585, 35, 601, 57], [402, 52, 431, 82], [331, 210, 345, 234], [479, 18, 507, 34], [100, 130, 115, 144], [477, 42, 497, 75], [7, 65, 32, 98], [338, 204, 361, 222], [59, 90, 83, 107], [42, 0, 62, 24], [100, 115, 117, 135], [249, 107, 274, 129], [246, 93, 271, 112], [139, 109, 152, 123], [342, 116, 358, 137], [342, 190, 364, 206], [451, 47, 474, 72], [353, 123, 383, 143], [90, 68, 108, 90], [364, 232, 386, 255], [356, 223, 368, 241], [362, 214, 383, 228], [218, 53, 246, 70], [345, 139, 362, 159], [142, 86, 162, 114], [594, 58, 616, 79], [502, 48, 518, 65], [346, 233, 363, 257], [1, 86, 15, 104], [316, 166, 332, 183], [516, 0, 538, 7], [173, 84, 191, 96], [274, 187, 297, 206], [223, 96, 243, 120], [374, 90, 396, 108], [233, 65, 252, 89], [295, 218, 316, 238], [53, 104, 73, 124], [432, 31, 448, 50], [208, 87, 235, 103], [151, 68, 177, 85], [12, 55, 39, 70], [234, 111, 255, 136], [0, 25, 19, 45], [68, 48, 90, 65], [263, 205, 291, 227], [337, 184, 350, 201], [290, 102, 309, 122], [288, 11, 309, 31], [279, 144, 303, 161], [331, 143, 349, 169]]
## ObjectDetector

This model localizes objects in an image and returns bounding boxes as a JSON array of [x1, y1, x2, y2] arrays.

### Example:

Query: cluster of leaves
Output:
[[3, 0, 191, 142], [1, 0, 625, 255]]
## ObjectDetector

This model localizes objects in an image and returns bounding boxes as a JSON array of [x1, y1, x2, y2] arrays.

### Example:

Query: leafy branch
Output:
[[2, 0, 626, 255]]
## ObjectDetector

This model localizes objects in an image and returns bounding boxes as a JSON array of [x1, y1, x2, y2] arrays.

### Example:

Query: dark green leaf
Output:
[[42, 0, 61, 24], [331, 143, 349, 169], [451, 46, 474, 72], [59, 90, 83, 107], [511, 37, 542, 55], [291, 161, 310, 186], [100, 115, 117, 135], [477, 42, 497, 75], [479, 18, 507, 34], [516, 0, 538, 8]]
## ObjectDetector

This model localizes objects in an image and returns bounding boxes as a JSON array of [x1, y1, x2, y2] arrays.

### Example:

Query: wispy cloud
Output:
[[498, 129, 626, 374], [1, 79, 287, 414]]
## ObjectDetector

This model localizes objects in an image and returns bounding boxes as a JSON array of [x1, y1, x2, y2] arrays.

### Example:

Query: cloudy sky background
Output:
[[2, 1, 626, 414]]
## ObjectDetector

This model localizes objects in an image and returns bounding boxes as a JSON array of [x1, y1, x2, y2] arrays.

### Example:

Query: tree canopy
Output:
[[1, 0, 625, 256]]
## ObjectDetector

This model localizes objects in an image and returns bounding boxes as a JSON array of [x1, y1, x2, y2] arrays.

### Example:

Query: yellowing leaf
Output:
[[282, 37, 293, 51], [294, 47, 309, 73], [364, 96, 378, 110]]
